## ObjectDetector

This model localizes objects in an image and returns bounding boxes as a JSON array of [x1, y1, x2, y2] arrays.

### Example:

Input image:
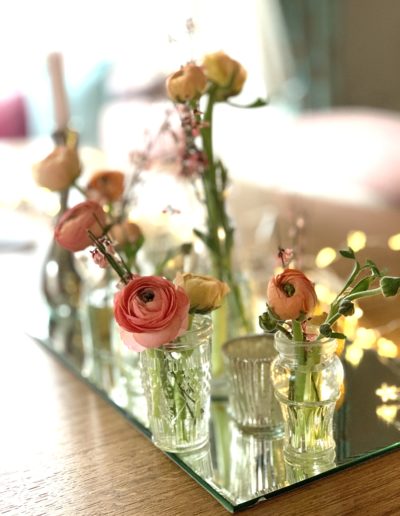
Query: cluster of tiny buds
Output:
[[90, 236, 116, 269]]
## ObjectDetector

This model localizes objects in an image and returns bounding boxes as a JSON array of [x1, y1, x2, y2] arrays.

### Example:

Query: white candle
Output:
[[47, 52, 70, 131]]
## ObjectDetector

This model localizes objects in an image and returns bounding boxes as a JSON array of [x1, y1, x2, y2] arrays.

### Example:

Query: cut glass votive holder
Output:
[[223, 334, 283, 435]]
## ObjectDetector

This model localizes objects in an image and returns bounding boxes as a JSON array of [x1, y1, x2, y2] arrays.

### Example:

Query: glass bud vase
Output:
[[80, 270, 117, 395], [140, 314, 212, 453], [271, 331, 344, 467]]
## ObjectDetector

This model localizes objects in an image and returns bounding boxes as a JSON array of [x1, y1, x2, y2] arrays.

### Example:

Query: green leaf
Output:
[[330, 332, 347, 340], [193, 228, 213, 250], [339, 248, 356, 259], [226, 97, 269, 109], [380, 276, 400, 297], [366, 259, 382, 278], [350, 276, 373, 295]]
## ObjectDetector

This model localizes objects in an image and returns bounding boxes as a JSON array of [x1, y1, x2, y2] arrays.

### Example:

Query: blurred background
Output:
[[2, 0, 400, 358], [2, 0, 400, 201]]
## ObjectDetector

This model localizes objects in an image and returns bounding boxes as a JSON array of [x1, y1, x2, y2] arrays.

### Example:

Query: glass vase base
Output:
[[152, 434, 209, 454], [283, 445, 336, 468], [237, 422, 284, 438]]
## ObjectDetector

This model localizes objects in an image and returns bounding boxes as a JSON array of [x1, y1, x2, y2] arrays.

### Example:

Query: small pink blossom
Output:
[[99, 236, 115, 255], [90, 249, 108, 268], [277, 248, 294, 268]]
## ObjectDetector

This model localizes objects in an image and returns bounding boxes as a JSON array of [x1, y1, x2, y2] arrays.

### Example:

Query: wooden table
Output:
[[1, 328, 400, 516]]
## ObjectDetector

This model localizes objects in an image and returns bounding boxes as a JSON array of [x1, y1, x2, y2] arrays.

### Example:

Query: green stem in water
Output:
[[292, 320, 307, 402]]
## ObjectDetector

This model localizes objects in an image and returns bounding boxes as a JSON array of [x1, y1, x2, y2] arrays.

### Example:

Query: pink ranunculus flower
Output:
[[54, 200, 106, 252], [114, 276, 190, 351], [267, 268, 317, 321]]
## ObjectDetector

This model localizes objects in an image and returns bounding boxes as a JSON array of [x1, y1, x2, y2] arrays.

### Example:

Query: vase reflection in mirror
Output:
[[229, 424, 287, 502]]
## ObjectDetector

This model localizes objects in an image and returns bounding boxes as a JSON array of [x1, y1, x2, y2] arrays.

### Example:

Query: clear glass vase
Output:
[[80, 271, 117, 395], [140, 314, 212, 453], [211, 271, 254, 400], [271, 331, 344, 467], [222, 334, 283, 435]]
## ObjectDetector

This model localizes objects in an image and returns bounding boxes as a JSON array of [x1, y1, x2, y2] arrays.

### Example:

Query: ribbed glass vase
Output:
[[222, 334, 283, 435]]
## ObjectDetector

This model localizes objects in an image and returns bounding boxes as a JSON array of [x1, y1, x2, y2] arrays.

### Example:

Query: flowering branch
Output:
[[260, 247, 400, 342]]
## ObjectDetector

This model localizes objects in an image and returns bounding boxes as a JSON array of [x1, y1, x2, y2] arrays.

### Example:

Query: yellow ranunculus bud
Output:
[[166, 63, 207, 103], [202, 51, 247, 100], [175, 272, 230, 313], [33, 146, 80, 191]]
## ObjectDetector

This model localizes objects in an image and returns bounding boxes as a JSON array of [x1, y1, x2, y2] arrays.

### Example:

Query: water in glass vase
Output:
[[271, 331, 344, 467], [140, 314, 212, 453]]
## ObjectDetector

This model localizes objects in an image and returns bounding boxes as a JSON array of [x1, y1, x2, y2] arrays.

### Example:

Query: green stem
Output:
[[345, 287, 382, 302], [199, 90, 251, 334], [72, 181, 87, 197], [292, 321, 307, 402], [292, 320, 304, 342]]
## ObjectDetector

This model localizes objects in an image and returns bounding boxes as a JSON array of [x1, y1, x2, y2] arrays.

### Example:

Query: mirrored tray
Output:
[[31, 310, 400, 513]]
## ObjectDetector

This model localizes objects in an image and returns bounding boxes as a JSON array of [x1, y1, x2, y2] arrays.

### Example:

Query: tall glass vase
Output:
[[271, 331, 344, 467], [140, 314, 212, 453], [42, 188, 81, 314]]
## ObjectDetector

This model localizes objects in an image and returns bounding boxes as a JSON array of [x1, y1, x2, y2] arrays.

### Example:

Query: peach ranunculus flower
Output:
[[54, 200, 106, 252], [114, 276, 190, 351], [267, 268, 317, 321], [33, 146, 80, 191], [110, 221, 143, 247], [175, 272, 230, 314], [86, 170, 125, 203], [166, 63, 207, 103], [202, 51, 247, 100]]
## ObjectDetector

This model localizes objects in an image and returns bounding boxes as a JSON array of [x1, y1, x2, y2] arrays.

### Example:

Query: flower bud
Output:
[[259, 311, 277, 332], [166, 63, 207, 103], [54, 200, 106, 252], [202, 51, 247, 100], [87, 170, 125, 203], [380, 276, 400, 297], [33, 146, 80, 191], [319, 324, 332, 337], [110, 221, 143, 247], [338, 299, 355, 316], [174, 272, 229, 313]]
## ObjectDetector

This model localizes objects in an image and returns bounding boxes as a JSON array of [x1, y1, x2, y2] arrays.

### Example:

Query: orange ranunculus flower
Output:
[[202, 51, 247, 100], [54, 200, 106, 252], [110, 221, 143, 247], [166, 63, 207, 103], [87, 170, 125, 203], [267, 268, 317, 321], [33, 146, 80, 191]]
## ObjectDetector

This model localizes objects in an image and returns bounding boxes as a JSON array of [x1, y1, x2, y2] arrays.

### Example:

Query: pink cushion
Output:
[[0, 94, 27, 138]]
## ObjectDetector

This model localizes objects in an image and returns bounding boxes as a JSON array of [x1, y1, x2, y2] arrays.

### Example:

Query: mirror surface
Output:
[[33, 312, 400, 512]]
